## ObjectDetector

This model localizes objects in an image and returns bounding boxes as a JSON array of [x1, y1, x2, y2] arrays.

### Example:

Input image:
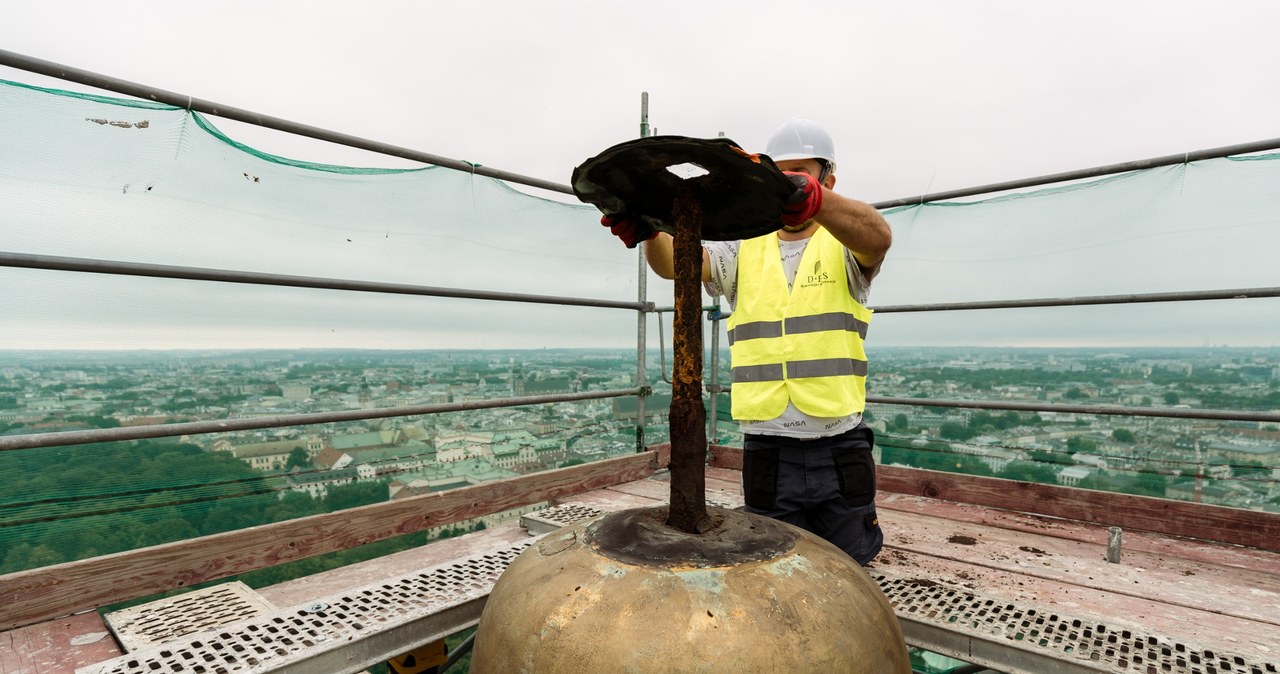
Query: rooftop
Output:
[[5, 448, 1277, 673]]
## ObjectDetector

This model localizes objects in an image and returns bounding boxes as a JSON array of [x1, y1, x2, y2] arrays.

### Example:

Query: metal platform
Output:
[[77, 541, 533, 674], [103, 582, 277, 653], [78, 493, 1278, 674], [877, 567, 1276, 674]]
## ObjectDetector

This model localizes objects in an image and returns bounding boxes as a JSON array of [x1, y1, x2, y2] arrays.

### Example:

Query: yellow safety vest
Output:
[[728, 228, 872, 420]]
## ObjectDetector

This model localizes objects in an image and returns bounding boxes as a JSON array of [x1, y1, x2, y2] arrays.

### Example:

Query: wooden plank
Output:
[[604, 474, 743, 508], [559, 487, 667, 512], [707, 443, 744, 470], [0, 612, 122, 674], [876, 464, 1280, 553], [0, 451, 658, 631], [879, 491, 1280, 576], [879, 507, 1280, 627], [704, 465, 743, 490], [876, 547, 1280, 659], [649, 442, 671, 471], [710, 445, 1280, 553]]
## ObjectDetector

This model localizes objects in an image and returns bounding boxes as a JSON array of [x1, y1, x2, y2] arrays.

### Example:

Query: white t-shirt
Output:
[[704, 236, 872, 439]]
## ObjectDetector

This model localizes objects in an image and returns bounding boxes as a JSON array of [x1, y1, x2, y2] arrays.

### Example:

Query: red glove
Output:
[[601, 213, 658, 249], [780, 171, 824, 228]]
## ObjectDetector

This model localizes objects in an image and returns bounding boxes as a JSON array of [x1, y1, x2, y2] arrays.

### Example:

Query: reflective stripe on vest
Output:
[[728, 311, 870, 345], [727, 228, 872, 420], [733, 357, 868, 383]]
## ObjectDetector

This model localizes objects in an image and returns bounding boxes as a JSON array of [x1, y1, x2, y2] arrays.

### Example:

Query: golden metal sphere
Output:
[[473, 506, 910, 673]]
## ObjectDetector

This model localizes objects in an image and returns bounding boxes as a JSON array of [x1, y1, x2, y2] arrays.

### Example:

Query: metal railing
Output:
[[5, 47, 1280, 442], [0, 388, 644, 452], [3, 49, 1280, 629], [0, 50, 571, 196]]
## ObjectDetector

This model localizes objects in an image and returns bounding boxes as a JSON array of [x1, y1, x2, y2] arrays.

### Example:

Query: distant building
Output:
[[433, 430, 547, 469], [279, 384, 311, 402], [1165, 480, 1237, 507], [1057, 466, 1093, 487], [214, 437, 313, 471], [388, 458, 542, 535], [1207, 442, 1279, 467], [388, 458, 518, 500], [1205, 460, 1233, 480], [436, 431, 496, 463], [492, 438, 562, 473], [330, 429, 403, 453], [513, 373, 577, 395], [1072, 453, 1108, 470], [314, 447, 354, 471], [612, 394, 671, 424], [343, 443, 435, 476], [285, 466, 360, 499], [949, 443, 1021, 473]]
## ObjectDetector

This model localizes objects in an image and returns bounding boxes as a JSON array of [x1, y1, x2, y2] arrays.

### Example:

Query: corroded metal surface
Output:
[[571, 136, 792, 533], [585, 506, 796, 568], [472, 508, 912, 674], [570, 136, 793, 241], [667, 184, 708, 533]]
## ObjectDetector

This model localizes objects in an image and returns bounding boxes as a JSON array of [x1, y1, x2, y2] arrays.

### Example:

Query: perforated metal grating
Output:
[[78, 541, 534, 674], [79, 500, 1279, 674], [876, 568, 1279, 674], [520, 502, 604, 535], [103, 582, 277, 652]]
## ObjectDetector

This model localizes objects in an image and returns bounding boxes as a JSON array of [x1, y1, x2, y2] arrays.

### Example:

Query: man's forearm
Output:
[[645, 233, 714, 282], [817, 191, 892, 271], [644, 233, 677, 279]]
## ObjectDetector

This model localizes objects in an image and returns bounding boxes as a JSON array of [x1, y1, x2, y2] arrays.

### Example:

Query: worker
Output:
[[603, 118, 892, 565]]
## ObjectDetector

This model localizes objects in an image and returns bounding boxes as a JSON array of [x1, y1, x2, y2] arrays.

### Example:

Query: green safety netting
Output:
[[3, 77, 1279, 575], [872, 145, 1280, 347], [0, 78, 636, 352], [5, 77, 1280, 352], [0, 78, 652, 575]]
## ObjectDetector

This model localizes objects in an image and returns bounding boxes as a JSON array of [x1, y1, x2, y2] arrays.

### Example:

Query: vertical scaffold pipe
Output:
[[634, 92, 651, 453], [640, 91, 651, 139]]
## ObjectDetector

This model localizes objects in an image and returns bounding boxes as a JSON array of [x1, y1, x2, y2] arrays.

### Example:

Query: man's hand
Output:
[[601, 213, 658, 249], [780, 171, 824, 228]]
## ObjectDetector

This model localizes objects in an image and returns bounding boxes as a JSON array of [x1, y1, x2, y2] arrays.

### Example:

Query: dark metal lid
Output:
[[571, 135, 794, 241]]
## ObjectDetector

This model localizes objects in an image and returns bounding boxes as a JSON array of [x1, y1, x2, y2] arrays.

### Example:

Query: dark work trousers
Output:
[[741, 423, 883, 565]]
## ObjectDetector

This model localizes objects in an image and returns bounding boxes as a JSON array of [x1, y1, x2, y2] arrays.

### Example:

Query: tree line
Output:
[[0, 440, 406, 575]]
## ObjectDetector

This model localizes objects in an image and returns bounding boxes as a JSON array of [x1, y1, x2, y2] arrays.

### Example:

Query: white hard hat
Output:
[[765, 118, 836, 166]]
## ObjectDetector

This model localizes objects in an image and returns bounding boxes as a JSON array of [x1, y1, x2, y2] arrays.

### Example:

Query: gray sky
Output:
[[3, 1, 1279, 350]]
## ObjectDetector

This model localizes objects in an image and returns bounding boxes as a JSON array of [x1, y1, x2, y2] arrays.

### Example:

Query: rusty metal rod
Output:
[[666, 184, 708, 533]]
